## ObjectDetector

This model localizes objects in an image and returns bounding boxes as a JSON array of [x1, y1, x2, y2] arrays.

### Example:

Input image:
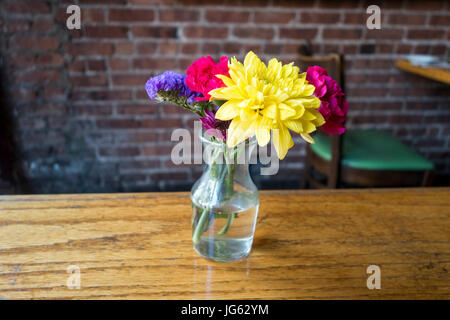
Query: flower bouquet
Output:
[[146, 51, 347, 262]]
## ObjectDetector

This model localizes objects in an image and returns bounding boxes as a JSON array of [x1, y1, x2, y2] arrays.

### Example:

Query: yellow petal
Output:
[[279, 103, 296, 120], [301, 133, 315, 144], [215, 74, 235, 87], [300, 120, 316, 133], [240, 108, 257, 121], [227, 117, 255, 148], [301, 84, 316, 96], [215, 100, 239, 120], [260, 102, 277, 119], [301, 110, 317, 121], [272, 124, 293, 160], [256, 117, 271, 146], [283, 120, 303, 133]]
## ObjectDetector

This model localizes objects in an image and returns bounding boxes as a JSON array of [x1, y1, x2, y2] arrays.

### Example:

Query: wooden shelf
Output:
[[396, 59, 450, 84], [0, 188, 449, 299]]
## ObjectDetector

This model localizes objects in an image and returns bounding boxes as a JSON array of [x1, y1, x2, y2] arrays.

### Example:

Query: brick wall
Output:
[[0, 0, 449, 193]]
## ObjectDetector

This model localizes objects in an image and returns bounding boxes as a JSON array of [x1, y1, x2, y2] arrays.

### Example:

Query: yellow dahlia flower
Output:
[[209, 51, 325, 160]]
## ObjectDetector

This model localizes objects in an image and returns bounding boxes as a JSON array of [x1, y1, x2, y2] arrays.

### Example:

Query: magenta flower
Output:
[[200, 110, 230, 141], [306, 66, 348, 135]]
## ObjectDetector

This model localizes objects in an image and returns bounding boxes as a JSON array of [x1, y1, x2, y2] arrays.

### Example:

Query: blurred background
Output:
[[0, 0, 448, 194]]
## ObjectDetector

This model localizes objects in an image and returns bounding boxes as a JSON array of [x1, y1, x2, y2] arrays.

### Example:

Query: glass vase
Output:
[[191, 132, 259, 262]]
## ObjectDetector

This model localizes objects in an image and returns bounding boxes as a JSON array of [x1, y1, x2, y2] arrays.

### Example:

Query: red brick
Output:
[[2, 0, 50, 14], [136, 42, 158, 54], [97, 119, 141, 129], [17, 70, 60, 83], [79, 0, 127, 4], [233, 27, 274, 39], [179, 58, 195, 70], [112, 74, 148, 86], [109, 58, 129, 71], [323, 44, 340, 54], [205, 10, 250, 23], [73, 90, 131, 101], [17, 118, 46, 130], [3, 20, 30, 33], [263, 43, 283, 55], [109, 9, 154, 22], [127, 0, 173, 3], [141, 119, 183, 128], [151, 172, 188, 181], [376, 43, 394, 54], [71, 75, 108, 87], [404, 0, 443, 10], [223, 42, 241, 54], [323, 28, 362, 39], [181, 43, 199, 54], [396, 44, 413, 54], [280, 28, 317, 40], [117, 104, 158, 115], [133, 58, 177, 70], [184, 26, 228, 39], [10, 37, 59, 51], [65, 43, 114, 55], [388, 13, 427, 25], [430, 45, 447, 55], [348, 58, 393, 69], [99, 147, 140, 157], [318, 0, 361, 8], [343, 13, 366, 24], [74, 105, 112, 116], [243, 43, 261, 53], [158, 41, 178, 55], [276, 0, 314, 7], [114, 43, 133, 55], [85, 26, 128, 38], [37, 53, 65, 67], [201, 42, 221, 54], [83, 9, 106, 23], [43, 87, 66, 99], [159, 9, 200, 22], [87, 60, 107, 71], [342, 44, 358, 54], [301, 12, 340, 24], [366, 29, 404, 40], [133, 26, 178, 38], [119, 159, 159, 169], [68, 60, 86, 73], [414, 44, 430, 54], [142, 145, 174, 156], [9, 54, 36, 68], [430, 15, 450, 26], [407, 29, 445, 39], [120, 173, 148, 182], [33, 18, 54, 33], [254, 12, 295, 24]]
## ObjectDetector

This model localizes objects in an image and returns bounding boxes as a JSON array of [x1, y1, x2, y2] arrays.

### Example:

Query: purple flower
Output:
[[145, 71, 200, 104], [200, 109, 230, 141]]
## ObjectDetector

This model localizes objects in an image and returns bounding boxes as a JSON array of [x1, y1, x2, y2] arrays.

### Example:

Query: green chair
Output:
[[298, 54, 435, 188], [303, 130, 434, 188]]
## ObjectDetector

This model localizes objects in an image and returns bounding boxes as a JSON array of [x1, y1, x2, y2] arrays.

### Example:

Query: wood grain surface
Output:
[[396, 59, 450, 84], [0, 188, 449, 300]]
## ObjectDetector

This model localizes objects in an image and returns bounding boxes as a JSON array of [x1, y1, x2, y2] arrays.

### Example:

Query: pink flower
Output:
[[306, 66, 348, 135], [185, 56, 229, 101]]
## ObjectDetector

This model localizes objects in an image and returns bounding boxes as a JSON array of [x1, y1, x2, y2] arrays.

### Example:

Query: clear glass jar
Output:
[[191, 132, 259, 262]]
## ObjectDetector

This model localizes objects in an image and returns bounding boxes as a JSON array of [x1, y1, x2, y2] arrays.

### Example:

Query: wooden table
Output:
[[0, 188, 449, 299], [396, 59, 450, 84]]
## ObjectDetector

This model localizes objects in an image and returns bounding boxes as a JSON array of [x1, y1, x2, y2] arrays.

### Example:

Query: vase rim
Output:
[[199, 130, 257, 147]]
